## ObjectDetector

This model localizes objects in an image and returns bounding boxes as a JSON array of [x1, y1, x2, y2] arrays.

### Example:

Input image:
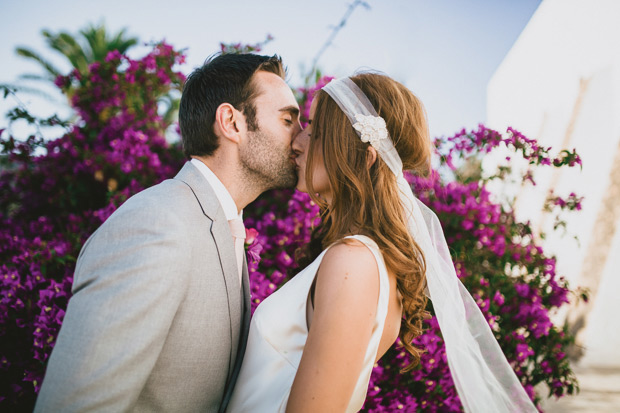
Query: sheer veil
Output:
[[322, 77, 537, 413]]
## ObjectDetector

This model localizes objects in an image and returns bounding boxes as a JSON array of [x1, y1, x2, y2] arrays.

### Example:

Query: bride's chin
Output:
[[295, 182, 308, 193], [295, 172, 308, 193]]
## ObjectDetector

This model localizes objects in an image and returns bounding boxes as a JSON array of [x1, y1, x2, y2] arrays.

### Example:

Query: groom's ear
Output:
[[214, 103, 244, 144]]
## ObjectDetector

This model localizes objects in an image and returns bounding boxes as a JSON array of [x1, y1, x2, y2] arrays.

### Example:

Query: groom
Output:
[[35, 53, 301, 412]]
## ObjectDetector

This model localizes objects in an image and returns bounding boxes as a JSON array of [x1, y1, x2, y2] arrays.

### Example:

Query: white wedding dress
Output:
[[227, 235, 390, 412]]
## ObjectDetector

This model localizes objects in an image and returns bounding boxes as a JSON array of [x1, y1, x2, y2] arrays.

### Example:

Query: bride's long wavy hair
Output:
[[299, 73, 431, 370]]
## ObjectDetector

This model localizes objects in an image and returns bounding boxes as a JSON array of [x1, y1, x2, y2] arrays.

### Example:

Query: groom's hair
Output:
[[179, 53, 285, 158]]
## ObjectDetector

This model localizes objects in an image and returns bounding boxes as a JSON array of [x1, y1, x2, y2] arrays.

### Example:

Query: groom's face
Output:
[[239, 71, 301, 189]]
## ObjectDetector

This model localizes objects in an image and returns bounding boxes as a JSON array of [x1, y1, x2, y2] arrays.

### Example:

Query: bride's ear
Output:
[[366, 146, 377, 168]]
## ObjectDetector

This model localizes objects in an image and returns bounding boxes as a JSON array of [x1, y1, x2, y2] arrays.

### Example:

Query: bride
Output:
[[227, 74, 537, 412]]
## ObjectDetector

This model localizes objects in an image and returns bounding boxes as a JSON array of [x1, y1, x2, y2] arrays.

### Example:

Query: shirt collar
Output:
[[190, 158, 242, 221]]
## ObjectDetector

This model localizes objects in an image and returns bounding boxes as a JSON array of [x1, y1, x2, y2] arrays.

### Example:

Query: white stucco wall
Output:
[[486, 0, 620, 367]]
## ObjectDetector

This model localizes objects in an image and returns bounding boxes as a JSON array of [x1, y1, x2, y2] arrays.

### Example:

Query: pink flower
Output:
[[493, 291, 505, 306], [462, 219, 474, 230], [245, 228, 259, 245], [515, 343, 534, 362], [246, 242, 263, 265]]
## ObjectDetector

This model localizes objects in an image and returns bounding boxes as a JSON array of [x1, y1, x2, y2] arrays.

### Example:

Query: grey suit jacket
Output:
[[34, 162, 251, 412]]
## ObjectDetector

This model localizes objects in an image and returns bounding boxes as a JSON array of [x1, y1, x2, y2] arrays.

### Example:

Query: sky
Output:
[[0, 0, 542, 139]]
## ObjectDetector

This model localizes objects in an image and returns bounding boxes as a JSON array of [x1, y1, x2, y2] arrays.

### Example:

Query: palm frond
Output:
[[80, 23, 107, 61], [110, 28, 139, 54], [44, 30, 89, 74], [12, 23, 141, 98], [15, 47, 62, 77], [18, 73, 56, 83]]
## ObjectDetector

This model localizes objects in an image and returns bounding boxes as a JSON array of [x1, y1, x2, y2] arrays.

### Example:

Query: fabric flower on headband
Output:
[[352, 114, 389, 147]]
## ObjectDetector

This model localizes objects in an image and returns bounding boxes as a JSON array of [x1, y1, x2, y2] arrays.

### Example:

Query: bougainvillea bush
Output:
[[1, 41, 584, 412]]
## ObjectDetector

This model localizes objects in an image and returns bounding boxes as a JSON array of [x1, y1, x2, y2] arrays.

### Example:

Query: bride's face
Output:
[[292, 99, 331, 203]]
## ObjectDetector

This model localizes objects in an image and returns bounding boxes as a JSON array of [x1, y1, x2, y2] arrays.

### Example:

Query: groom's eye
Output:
[[284, 118, 293, 125]]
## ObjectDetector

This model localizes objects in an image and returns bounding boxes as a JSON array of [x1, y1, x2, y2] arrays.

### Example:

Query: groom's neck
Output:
[[194, 155, 261, 214]]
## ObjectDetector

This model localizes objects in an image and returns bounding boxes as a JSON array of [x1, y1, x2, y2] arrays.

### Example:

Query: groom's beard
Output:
[[240, 129, 298, 191]]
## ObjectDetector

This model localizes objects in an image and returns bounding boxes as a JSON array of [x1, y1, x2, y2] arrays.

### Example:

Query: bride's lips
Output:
[[294, 159, 303, 172], [289, 156, 298, 170]]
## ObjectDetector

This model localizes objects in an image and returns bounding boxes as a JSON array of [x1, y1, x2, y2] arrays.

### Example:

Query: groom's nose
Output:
[[291, 129, 307, 153], [292, 120, 302, 137]]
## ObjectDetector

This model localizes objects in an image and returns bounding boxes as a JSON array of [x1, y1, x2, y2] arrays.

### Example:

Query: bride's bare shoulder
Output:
[[315, 238, 380, 302]]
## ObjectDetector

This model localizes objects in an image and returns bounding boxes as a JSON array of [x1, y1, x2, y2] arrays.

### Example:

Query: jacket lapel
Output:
[[174, 162, 242, 377], [219, 255, 252, 412], [237, 257, 251, 362]]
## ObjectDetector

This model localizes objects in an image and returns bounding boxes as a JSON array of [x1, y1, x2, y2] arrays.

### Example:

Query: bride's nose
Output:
[[291, 129, 308, 157]]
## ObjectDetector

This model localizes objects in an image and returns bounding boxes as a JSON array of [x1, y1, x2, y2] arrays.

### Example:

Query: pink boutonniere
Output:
[[245, 228, 258, 245]]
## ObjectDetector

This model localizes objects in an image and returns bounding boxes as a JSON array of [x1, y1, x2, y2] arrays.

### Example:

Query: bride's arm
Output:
[[286, 240, 380, 412]]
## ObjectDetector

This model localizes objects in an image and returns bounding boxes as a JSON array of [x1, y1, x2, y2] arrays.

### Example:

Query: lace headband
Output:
[[323, 78, 402, 177], [321, 77, 537, 413]]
